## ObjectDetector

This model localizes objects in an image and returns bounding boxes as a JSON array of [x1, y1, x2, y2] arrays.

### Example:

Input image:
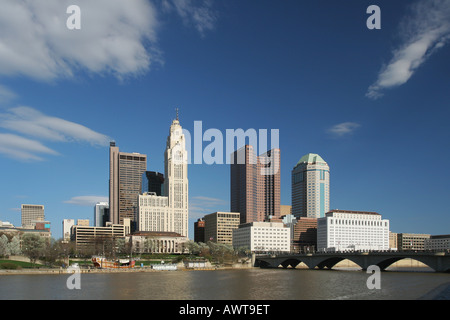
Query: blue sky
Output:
[[0, 0, 449, 240]]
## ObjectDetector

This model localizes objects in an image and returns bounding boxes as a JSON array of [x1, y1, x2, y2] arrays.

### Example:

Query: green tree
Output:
[[21, 234, 46, 267]]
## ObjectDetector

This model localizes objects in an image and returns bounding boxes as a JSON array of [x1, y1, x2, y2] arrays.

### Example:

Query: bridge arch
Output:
[[279, 258, 311, 269], [369, 256, 436, 271], [313, 256, 363, 270]]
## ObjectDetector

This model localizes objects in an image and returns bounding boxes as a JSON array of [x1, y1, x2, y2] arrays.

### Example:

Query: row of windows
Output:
[[330, 219, 387, 227]]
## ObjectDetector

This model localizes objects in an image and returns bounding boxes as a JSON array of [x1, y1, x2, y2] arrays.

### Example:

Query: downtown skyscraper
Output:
[[109, 142, 147, 226], [230, 145, 280, 224], [138, 113, 189, 238], [292, 153, 330, 219]]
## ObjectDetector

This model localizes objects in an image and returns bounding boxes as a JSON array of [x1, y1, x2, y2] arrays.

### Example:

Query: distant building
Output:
[[233, 221, 290, 253], [389, 232, 398, 251], [142, 171, 164, 196], [137, 192, 169, 232], [71, 219, 130, 251], [397, 233, 431, 251], [34, 221, 51, 232], [94, 202, 109, 227], [424, 235, 450, 251], [77, 219, 89, 226], [292, 217, 317, 253], [280, 205, 292, 216], [194, 218, 205, 243], [62, 219, 75, 242], [230, 145, 280, 223], [292, 153, 330, 219], [204, 212, 240, 245], [21, 204, 44, 229], [317, 210, 390, 252], [127, 231, 187, 254]]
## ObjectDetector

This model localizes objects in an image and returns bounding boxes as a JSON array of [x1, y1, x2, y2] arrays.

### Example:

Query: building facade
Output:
[[94, 202, 109, 227], [232, 221, 291, 253], [317, 210, 390, 252], [424, 235, 450, 251], [138, 192, 170, 233], [164, 115, 189, 238], [142, 171, 164, 196], [204, 212, 240, 245], [127, 231, 187, 254], [230, 145, 280, 224], [292, 217, 317, 253], [109, 141, 147, 227], [397, 233, 431, 251], [62, 219, 75, 242], [71, 220, 130, 251], [21, 204, 44, 229], [194, 218, 205, 243], [292, 153, 330, 219]]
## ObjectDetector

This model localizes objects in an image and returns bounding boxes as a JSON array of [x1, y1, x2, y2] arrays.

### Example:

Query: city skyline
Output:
[[0, 1, 449, 240]]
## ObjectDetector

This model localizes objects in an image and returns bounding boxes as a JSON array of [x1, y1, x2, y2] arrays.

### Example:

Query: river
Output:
[[0, 268, 449, 301]]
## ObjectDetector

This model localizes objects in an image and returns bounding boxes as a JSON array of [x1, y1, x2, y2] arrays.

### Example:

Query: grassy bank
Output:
[[0, 260, 44, 269]]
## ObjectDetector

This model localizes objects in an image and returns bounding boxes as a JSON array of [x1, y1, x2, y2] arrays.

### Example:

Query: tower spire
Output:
[[176, 107, 179, 121]]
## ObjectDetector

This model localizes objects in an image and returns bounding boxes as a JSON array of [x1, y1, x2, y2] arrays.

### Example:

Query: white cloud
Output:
[[0, 106, 110, 146], [0, 0, 160, 81], [327, 122, 361, 138], [0, 133, 59, 161], [189, 195, 227, 220], [0, 0, 218, 82], [64, 195, 108, 207], [366, 0, 450, 99]]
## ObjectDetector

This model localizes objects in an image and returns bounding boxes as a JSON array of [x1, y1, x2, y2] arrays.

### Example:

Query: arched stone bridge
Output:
[[254, 251, 450, 273]]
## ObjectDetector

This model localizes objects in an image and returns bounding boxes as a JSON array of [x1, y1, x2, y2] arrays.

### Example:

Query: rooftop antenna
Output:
[[176, 107, 179, 121]]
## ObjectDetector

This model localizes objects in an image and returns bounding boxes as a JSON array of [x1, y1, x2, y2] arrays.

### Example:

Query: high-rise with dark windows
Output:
[[230, 145, 280, 224], [142, 171, 164, 196], [109, 142, 147, 226]]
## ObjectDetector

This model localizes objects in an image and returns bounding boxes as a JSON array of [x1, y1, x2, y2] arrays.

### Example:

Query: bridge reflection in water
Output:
[[254, 252, 450, 273]]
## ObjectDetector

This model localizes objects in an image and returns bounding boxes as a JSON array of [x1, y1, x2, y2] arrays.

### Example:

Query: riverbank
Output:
[[0, 264, 252, 275], [0, 257, 434, 275]]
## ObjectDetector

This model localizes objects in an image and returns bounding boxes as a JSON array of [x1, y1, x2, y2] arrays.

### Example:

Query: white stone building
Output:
[[317, 210, 390, 252], [138, 192, 170, 232], [137, 113, 189, 238], [232, 221, 291, 253]]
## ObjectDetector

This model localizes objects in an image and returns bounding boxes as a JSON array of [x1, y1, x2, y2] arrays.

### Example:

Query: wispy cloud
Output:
[[0, 133, 59, 161], [366, 0, 450, 99], [0, 106, 110, 161], [327, 122, 361, 138], [189, 195, 228, 219], [162, 0, 217, 37], [0, 85, 16, 104], [64, 195, 108, 207], [0, 106, 110, 146]]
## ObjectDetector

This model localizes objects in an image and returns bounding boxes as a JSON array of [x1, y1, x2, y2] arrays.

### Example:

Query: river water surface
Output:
[[1, 268, 449, 300]]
